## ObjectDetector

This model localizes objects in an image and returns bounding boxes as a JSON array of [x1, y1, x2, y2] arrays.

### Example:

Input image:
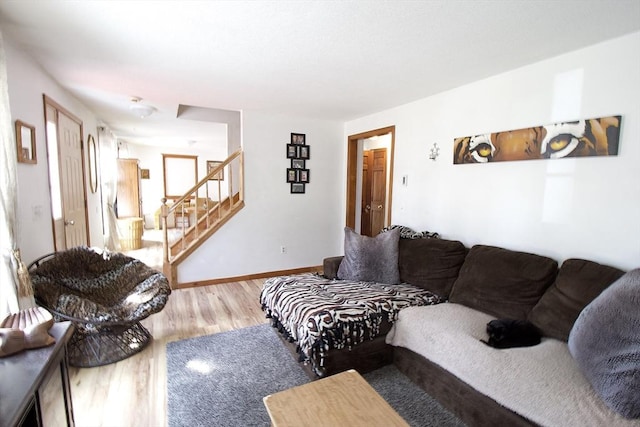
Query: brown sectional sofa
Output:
[[321, 237, 638, 426]]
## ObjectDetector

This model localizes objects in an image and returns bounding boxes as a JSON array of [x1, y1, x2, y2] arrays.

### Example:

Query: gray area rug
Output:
[[167, 323, 465, 427]]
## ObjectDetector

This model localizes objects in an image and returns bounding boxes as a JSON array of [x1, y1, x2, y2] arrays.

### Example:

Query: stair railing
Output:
[[161, 149, 244, 268]]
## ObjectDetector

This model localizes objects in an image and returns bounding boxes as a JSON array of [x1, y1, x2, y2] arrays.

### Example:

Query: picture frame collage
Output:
[[286, 132, 310, 193]]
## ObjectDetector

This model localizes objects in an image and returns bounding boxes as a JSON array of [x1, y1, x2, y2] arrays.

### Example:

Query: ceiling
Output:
[[1, 1, 639, 147]]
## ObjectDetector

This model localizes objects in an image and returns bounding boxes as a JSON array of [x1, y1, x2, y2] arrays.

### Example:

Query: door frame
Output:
[[43, 94, 90, 250], [345, 125, 395, 230]]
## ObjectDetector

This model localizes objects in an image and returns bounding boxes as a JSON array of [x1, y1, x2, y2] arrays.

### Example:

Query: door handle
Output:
[[64, 219, 75, 226], [377, 205, 383, 210], [365, 205, 371, 211]]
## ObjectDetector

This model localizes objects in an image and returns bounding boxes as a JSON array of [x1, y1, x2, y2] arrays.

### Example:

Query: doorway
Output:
[[44, 95, 89, 250], [346, 126, 395, 236]]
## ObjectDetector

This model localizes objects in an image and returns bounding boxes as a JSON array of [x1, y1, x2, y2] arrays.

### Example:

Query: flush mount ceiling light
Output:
[[129, 97, 156, 118]]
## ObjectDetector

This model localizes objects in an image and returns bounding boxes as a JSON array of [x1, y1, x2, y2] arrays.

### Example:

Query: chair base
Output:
[[68, 321, 152, 368]]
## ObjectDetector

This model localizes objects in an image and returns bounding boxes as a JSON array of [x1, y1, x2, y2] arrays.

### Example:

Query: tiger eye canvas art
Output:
[[453, 115, 621, 164]]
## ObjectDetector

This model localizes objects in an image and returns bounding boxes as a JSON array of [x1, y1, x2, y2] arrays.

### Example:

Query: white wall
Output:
[[5, 36, 104, 263], [346, 32, 640, 271], [178, 111, 345, 283]]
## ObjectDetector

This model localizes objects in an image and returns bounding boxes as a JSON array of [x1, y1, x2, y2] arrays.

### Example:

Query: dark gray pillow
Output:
[[337, 227, 400, 284], [568, 268, 640, 419]]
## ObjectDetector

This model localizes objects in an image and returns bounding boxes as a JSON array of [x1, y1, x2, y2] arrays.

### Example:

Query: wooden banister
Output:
[[161, 149, 244, 286]]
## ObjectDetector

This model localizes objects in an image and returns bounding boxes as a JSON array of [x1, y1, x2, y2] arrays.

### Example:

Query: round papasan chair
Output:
[[29, 246, 171, 367]]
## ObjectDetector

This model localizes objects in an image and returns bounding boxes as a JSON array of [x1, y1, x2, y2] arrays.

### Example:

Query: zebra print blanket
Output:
[[260, 273, 444, 373]]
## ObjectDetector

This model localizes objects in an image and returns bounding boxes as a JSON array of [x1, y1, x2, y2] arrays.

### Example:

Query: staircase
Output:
[[160, 149, 244, 287]]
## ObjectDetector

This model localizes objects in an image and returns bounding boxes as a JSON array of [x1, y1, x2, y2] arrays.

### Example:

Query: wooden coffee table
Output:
[[263, 369, 409, 427]]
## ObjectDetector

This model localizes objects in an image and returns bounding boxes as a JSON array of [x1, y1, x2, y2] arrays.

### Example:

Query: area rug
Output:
[[166, 323, 465, 427]]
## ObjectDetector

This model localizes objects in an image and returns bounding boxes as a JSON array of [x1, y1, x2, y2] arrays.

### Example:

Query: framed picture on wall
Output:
[[15, 120, 37, 164], [286, 144, 298, 159], [206, 160, 224, 180], [291, 183, 305, 194], [299, 145, 310, 160], [292, 159, 305, 169], [291, 133, 306, 145], [286, 168, 298, 183], [299, 169, 310, 183]]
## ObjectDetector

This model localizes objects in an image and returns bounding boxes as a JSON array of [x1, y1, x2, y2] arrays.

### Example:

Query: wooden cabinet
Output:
[[117, 158, 141, 218]]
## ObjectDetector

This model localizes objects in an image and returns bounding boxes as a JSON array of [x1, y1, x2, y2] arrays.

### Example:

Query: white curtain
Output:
[[98, 127, 121, 251], [0, 31, 35, 319]]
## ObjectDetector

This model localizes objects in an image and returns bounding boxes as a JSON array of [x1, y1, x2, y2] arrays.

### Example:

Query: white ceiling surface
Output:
[[1, 1, 639, 147]]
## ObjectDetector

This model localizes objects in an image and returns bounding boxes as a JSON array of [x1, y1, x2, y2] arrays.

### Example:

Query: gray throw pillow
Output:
[[337, 227, 400, 284], [568, 268, 640, 419]]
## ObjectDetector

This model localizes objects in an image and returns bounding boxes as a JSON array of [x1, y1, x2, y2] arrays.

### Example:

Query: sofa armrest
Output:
[[323, 256, 344, 279]]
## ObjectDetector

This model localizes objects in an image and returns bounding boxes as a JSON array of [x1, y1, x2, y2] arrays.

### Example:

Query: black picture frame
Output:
[[298, 145, 310, 160], [286, 144, 298, 159], [286, 168, 298, 183], [291, 133, 306, 145], [291, 183, 305, 194], [299, 169, 310, 183], [291, 159, 305, 169]]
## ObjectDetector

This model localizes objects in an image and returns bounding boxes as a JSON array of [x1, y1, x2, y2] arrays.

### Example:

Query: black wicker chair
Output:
[[29, 246, 171, 367]]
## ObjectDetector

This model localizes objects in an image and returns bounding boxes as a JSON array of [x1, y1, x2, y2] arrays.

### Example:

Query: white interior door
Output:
[[58, 111, 88, 248], [45, 97, 88, 250]]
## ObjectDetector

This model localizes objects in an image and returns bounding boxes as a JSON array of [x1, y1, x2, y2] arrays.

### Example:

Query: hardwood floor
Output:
[[68, 278, 269, 427]]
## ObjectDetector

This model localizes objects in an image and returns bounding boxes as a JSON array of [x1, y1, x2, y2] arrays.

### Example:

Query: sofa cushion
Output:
[[448, 245, 557, 319], [398, 238, 467, 298], [528, 258, 624, 341], [337, 227, 400, 284], [568, 268, 640, 419], [322, 256, 344, 280]]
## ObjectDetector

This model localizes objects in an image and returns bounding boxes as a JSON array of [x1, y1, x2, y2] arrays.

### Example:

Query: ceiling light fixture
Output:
[[129, 96, 156, 118]]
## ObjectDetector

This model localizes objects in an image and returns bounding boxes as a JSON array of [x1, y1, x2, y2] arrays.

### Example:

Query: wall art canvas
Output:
[[453, 115, 621, 164]]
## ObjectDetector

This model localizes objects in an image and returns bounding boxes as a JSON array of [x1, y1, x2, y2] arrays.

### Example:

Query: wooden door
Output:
[[361, 148, 387, 237], [360, 150, 372, 236], [117, 159, 141, 218], [369, 148, 387, 236], [57, 108, 88, 248], [346, 126, 395, 232]]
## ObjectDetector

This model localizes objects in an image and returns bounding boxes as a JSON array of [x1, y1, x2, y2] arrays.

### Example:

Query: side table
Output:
[[0, 321, 75, 427]]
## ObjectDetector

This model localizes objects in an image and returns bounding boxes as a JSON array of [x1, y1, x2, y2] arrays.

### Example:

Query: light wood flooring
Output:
[[68, 277, 268, 427]]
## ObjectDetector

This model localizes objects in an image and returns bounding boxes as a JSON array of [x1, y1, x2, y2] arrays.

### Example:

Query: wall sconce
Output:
[[429, 143, 440, 161]]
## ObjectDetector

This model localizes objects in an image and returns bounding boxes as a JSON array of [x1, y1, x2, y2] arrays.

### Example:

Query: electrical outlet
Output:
[[280, 246, 286, 254]]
